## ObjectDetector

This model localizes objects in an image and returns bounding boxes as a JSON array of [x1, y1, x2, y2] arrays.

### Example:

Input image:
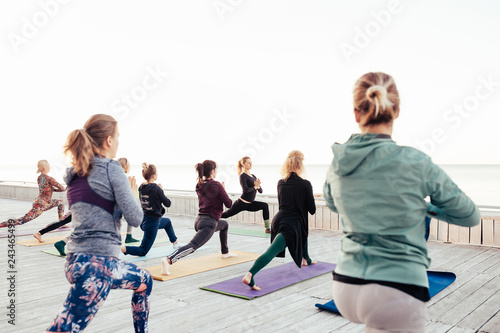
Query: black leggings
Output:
[[221, 199, 269, 220], [39, 212, 72, 235], [168, 215, 229, 263]]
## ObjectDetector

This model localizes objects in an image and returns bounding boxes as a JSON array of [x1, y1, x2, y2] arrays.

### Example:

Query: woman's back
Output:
[[324, 133, 480, 287], [65, 156, 143, 258], [277, 173, 315, 222]]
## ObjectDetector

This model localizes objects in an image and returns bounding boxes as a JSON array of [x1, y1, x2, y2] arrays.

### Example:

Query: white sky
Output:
[[1, 0, 499, 168]]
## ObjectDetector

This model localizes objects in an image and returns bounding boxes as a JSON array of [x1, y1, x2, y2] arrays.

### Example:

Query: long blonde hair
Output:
[[237, 156, 250, 175], [280, 150, 304, 181], [353, 72, 400, 127], [64, 114, 118, 176]]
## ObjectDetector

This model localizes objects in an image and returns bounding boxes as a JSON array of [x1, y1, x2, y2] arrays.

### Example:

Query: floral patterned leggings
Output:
[[46, 253, 152, 333], [0, 199, 65, 228]]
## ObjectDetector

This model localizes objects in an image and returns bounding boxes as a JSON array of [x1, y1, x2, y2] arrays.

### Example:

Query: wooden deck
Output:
[[0, 198, 499, 333]]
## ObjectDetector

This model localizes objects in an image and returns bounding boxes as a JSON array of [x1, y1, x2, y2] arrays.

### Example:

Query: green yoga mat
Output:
[[228, 228, 270, 238], [188, 226, 270, 238]]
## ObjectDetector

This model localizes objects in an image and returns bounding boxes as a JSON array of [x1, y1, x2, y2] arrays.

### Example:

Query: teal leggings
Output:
[[248, 233, 311, 287]]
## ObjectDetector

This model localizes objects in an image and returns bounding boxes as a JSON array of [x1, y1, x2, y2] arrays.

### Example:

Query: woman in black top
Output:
[[121, 163, 178, 256], [242, 151, 316, 290], [221, 157, 270, 233]]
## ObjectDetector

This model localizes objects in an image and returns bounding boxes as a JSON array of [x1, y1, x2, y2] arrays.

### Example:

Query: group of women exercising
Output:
[[1, 72, 480, 333]]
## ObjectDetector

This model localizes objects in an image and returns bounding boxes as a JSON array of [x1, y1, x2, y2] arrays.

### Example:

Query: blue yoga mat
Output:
[[201, 261, 336, 300], [315, 271, 457, 314]]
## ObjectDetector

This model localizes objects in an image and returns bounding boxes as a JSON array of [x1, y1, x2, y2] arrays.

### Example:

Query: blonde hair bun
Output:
[[353, 72, 399, 125], [366, 85, 387, 101]]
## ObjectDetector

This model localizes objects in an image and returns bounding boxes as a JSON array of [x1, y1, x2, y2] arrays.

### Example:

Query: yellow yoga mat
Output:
[[17, 235, 67, 246], [147, 250, 259, 281]]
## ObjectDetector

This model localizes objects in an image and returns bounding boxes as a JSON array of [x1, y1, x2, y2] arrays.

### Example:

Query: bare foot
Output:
[[242, 272, 261, 291], [33, 232, 44, 243], [161, 257, 171, 275], [302, 258, 318, 266]]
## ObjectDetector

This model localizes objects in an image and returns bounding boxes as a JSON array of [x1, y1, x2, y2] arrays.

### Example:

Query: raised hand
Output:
[[129, 176, 138, 194]]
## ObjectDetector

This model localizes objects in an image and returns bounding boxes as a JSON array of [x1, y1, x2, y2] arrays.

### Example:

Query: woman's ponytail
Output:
[[195, 160, 217, 184], [237, 156, 250, 175], [64, 129, 99, 176], [64, 114, 118, 176]]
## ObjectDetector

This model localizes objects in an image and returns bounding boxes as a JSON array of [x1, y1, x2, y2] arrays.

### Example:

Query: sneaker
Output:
[[221, 252, 238, 259], [125, 234, 140, 243], [160, 258, 171, 275], [265, 228, 271, 234], [172, 242, 180, 249]]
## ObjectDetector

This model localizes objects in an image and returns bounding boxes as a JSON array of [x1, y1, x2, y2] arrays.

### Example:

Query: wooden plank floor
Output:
[[0, 198, 499, 333]]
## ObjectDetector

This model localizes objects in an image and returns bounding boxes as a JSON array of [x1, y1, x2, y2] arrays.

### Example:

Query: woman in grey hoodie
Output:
[[46, 114, 151, 333]]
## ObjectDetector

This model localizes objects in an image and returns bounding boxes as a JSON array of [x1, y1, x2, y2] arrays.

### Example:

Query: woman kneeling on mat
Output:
[[160, 160, 237, 275], [46, 114, 151, 333], [242, 150, 316, 290], [221, 156, 271, 233], [324, 72, 480, 332], [121, 162, 179, 257]]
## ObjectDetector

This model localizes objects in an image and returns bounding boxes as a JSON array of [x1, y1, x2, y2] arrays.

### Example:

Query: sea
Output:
[[0, 163, 499, 207]]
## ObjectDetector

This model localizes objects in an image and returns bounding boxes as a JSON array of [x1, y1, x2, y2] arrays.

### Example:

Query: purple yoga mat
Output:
[[201, 261, 336, 299]]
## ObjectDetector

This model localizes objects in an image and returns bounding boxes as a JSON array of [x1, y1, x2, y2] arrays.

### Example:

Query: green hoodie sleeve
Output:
[[425, 163, 480, 227]]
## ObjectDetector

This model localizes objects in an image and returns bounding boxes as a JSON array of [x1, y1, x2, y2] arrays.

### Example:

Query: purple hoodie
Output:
[[196, 179, 232, 220]]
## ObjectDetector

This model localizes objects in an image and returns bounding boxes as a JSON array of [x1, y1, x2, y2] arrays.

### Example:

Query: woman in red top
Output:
[[1, 160, 68, 228], [160, 160, 236, 275]]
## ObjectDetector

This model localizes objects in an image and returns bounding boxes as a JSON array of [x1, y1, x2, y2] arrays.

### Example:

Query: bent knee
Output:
[[135, 283, 148, 293]]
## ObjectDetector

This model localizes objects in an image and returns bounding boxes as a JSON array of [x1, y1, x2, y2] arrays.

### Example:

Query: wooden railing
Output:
[[1, 182, 498, 247]]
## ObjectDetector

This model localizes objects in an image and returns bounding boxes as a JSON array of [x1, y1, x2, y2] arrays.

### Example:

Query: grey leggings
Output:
[[332, 281, 428, 332], [167, 215, 229, 263]]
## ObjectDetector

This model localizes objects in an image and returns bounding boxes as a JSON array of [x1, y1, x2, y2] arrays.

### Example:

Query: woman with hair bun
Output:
[[1, 160, 68, 228], [242, 150, 316, 290], [46, 114, 151, 333], [160, 160, 236, 275], [324, 72, 480, 332], [121, 162, 178, 257], [221, 156, 270, 233]]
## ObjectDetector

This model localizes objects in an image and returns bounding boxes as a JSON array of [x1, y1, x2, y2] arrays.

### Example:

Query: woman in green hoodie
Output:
[[323, 72, 480, 332]]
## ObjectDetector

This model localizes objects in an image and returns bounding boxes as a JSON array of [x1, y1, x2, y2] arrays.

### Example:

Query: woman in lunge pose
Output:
[[242, 150, 316, 290], [1, 160, 67, 228], [121, 162, 178, 257], [221, 156, 271, 233], [323, 72, 480, 332], [46, 114, 151, 333], [160, 160, 236, 275]]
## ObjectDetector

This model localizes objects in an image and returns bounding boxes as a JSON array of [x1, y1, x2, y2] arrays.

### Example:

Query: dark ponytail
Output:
[[195, 160, 217, 185]]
